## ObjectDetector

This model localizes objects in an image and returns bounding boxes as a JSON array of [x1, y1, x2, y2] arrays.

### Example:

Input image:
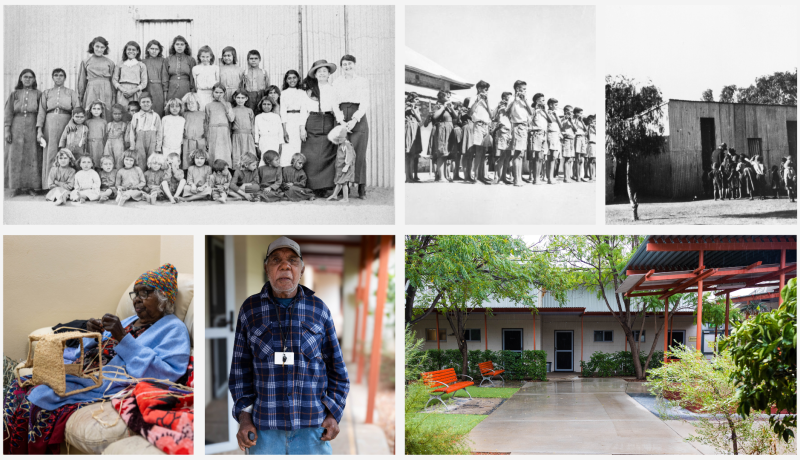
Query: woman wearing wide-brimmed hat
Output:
[[332, 54, 370, 198], [300, 59, 339, 196]]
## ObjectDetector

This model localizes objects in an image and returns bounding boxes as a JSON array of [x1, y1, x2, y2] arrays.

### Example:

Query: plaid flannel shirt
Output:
[[229, 283, 349, 430]]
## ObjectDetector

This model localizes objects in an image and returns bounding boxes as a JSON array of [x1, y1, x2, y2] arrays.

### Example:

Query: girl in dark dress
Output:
[[143, 40, 169, 115], [300, 60, 338, 196]]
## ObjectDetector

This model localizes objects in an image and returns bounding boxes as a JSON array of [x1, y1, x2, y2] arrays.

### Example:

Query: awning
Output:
[[405, 84, 472, 101]]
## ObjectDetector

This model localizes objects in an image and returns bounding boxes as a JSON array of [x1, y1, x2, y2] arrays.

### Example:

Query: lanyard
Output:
[[275, 300, 294, 359]]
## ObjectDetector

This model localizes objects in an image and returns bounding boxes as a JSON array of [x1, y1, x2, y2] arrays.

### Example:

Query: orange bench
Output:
[[421, 368, 474, 410], [478, 361, 505, 387]]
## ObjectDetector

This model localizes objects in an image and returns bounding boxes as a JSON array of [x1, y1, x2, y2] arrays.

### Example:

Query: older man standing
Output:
[[229, 236, 349, 455]]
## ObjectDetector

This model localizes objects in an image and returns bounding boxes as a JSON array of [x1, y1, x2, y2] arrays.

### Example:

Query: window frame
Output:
[[593, 330, 613, 342], [425, 328, 446, 342], [464, 328, 482, 342]]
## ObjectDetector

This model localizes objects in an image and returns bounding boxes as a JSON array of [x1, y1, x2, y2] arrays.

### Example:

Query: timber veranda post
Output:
[[663, 298, 669, 358], [356, 236, 373, 384], [365, 235, 391, 424], [696, 250, 704, 352]]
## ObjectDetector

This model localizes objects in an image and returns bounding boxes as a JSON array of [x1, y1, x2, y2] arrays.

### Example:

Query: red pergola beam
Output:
[[659, 269, 716, 300], [749, 263, 797, 285], [646, 240, 796, 252], [731, 292, 781, 303], [624, 270, 655, 297]]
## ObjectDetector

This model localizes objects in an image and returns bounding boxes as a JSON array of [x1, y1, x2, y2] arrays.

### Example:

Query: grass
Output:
[[419, 386, 519, 408], [407, 413, 488, 435]]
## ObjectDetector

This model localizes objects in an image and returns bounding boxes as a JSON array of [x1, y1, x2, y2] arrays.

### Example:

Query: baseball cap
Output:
[[265, 236, 302, 261]]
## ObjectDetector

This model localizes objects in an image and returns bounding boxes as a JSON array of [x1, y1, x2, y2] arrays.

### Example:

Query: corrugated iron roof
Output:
[[622, 236, 797, 273], [405, 46, 472, 89]]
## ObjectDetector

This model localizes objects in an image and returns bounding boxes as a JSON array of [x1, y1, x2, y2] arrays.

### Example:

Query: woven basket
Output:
[[15, 331, 103, 397]]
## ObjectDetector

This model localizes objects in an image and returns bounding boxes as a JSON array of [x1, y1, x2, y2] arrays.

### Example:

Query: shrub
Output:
[[415, 349, 546, 381], [580, 350, 664, 377]]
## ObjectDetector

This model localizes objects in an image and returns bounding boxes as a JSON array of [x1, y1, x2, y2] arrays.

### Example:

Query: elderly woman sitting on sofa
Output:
[[3, 263, 191, 455]]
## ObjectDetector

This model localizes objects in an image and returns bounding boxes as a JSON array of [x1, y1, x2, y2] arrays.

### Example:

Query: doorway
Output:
[[554, 331, 573, 371], [503, 329, 523, 352], [787, 121, 797, 162], [668, 330, 685, 350], [700, 118, 716, 170]]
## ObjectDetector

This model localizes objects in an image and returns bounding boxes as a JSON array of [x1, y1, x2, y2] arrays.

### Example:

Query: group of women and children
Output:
[[707, 144, 796, 202], [405, 79, 595, 186], [5, 35, 371, 206]]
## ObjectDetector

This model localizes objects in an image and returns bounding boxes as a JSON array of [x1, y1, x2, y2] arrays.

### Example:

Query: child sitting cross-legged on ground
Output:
[[327, 125, 355, 202], [143, 154, 167, 205], [115, 149, 147, 206], [209, 159, 233, 204], [45, 149, 76, 206], [228, 152, 260, 202], [161, 152, 186, 204], [257, 150, 284, 202], [281, 152, 315, 202], [98, 155, 117, 201], [70, 155, 102, 203], [183, 149, 213, 202]]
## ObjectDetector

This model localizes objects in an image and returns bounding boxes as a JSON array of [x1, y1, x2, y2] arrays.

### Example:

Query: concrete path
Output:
[[468, 378, 704, 454]]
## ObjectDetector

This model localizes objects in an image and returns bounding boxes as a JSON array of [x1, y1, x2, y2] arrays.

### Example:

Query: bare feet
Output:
[[341, 197, 349, 202], [99, 195, 109, 202], [79, 196, 87, 204], [326, 194, 337, 201]]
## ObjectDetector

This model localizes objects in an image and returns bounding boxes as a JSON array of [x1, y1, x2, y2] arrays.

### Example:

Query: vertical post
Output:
[[365, 235, 390, 424], [352, 236, 367, 362], [664, 298, 669, 356], [435, 310, 440, 350], [696, 250, 704, 352], [532, 313, 536, 351], [724, 292, 730, 337], [580, 315, 583, 369], [779, 249, 786, 304], [356, 236, 372, 384], [484, 313, 488, 351]]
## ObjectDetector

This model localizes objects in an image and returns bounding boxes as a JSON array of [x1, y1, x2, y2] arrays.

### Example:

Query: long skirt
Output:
[[145, 82, 166, 115], [196, 89, 213, 112], [231, 131, 254, 169], [300, 112, 336, 190], [431, 121, 453, 159], [283, 111, 306, 159], [41, 112, 72, 187], [116, 83, 142, 107], [207, 124, 232, 167], [167, 77, 192, 103], [83, 78, 114, 119], [339, 103, 369, 185], [3, 378, 85, 455], [5, 114, 41, 189], [405, 119, 422, 156]]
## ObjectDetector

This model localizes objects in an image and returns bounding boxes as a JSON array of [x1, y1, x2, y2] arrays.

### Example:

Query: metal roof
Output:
[[405, 46, 473, 89], [616, 263, 795, 295], [623, 236, 797, 273]]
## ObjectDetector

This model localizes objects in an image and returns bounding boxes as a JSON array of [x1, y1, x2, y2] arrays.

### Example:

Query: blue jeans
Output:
[[248, 427, 332, 455]]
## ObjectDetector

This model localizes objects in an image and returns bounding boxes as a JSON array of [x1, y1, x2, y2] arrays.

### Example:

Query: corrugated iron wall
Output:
[[4, 5, 394, 188], [636, 100, 797, 199]]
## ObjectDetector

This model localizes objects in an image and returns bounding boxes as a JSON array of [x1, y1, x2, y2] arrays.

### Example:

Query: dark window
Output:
[[633, 330, 645, 342], [594, 330, 613, 342], [464, 329, 481, 342], [425, 328, 446, 342], [414, 74, 420, 82]]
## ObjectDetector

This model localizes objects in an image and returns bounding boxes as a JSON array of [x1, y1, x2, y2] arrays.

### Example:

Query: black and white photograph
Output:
[[3, 5, 395, 225], [404, 5, 596, 225], [604, 5, 797, 225]]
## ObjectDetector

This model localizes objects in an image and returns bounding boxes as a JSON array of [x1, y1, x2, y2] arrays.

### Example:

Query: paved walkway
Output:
[[468, 378, 707, 454]]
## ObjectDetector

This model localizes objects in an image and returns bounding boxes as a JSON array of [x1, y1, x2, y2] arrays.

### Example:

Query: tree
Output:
[[647, 346, 794, 455], [719, 278, 797, 442], [605, 75, 665, 221], [547, 235, 686, 379], [719, 84, 738, 103], [405, 235, 569, 376], [717, 70, 798, 105], [701, 88, 714, 101], [739, 300, 764, 319]]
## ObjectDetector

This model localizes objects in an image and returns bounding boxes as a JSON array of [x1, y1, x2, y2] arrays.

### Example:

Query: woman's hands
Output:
[[5, 127, 12, 144], [299, 125, 307, 142], [87, 314, 126, 342]]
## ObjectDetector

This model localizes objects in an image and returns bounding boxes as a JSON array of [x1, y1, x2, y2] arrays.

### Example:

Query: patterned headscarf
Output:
[[135, 263, 179, 306]]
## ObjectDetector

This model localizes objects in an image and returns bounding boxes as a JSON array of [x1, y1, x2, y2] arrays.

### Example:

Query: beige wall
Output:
[[3, 235, 193, 361], [411, 313, 697, 372]]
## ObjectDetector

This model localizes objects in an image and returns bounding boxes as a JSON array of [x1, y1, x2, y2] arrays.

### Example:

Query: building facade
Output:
[[615, 99, 797, 199], [411, 288, 699, 372], [4, 5, 395, 187]]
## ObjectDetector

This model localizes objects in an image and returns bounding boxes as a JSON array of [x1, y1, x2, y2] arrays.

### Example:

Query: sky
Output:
[[406, 5, 596, 115], [600, 5, 798, 100]]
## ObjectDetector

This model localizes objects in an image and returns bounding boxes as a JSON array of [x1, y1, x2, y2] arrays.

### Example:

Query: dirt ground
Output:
[[3, 187, 394, 225], [606, 196, 796, 225]]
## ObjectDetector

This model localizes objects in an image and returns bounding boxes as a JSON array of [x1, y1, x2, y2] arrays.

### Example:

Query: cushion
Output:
[[115, 274, 194, 345], [64, 401, 130, 454], [103, 436, 166, 455]]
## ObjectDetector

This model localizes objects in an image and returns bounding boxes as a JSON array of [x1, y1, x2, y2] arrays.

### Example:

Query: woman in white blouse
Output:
[[332, 54, 369, 199], [279, 69, 309, 165], [300, 59, 339, 196]]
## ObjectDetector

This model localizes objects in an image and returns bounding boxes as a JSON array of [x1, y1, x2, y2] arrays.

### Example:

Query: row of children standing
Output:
[[405, 79, 596, 186]]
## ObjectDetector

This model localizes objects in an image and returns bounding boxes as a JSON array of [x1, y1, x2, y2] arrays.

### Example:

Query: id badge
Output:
[[274, 352, 295, 366]]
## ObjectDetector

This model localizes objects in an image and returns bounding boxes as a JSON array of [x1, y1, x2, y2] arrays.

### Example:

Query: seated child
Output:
[[229, 152, 260, 202], [162, 152, 186, 204], [327, 126, 355, 202], [256, 150, 284, 202], [209, 158, 233, 204], [183, 149, 213, 201], [281, 152, 315, 202], [115, 149, 147, 206], [45, 148, 76, 206], [143, 155, 167, 205], [709, 162, 724, 201], [98, 155, 117, 201], [70, 155, 101, 203]]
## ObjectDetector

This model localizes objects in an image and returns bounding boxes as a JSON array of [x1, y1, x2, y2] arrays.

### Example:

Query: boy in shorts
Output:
[[506, 80, 533, 186], [492, 92, 513, 184], [527, 93, 547, 184], [468, 80, 493, 183], [545, 98, 563, 184]]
